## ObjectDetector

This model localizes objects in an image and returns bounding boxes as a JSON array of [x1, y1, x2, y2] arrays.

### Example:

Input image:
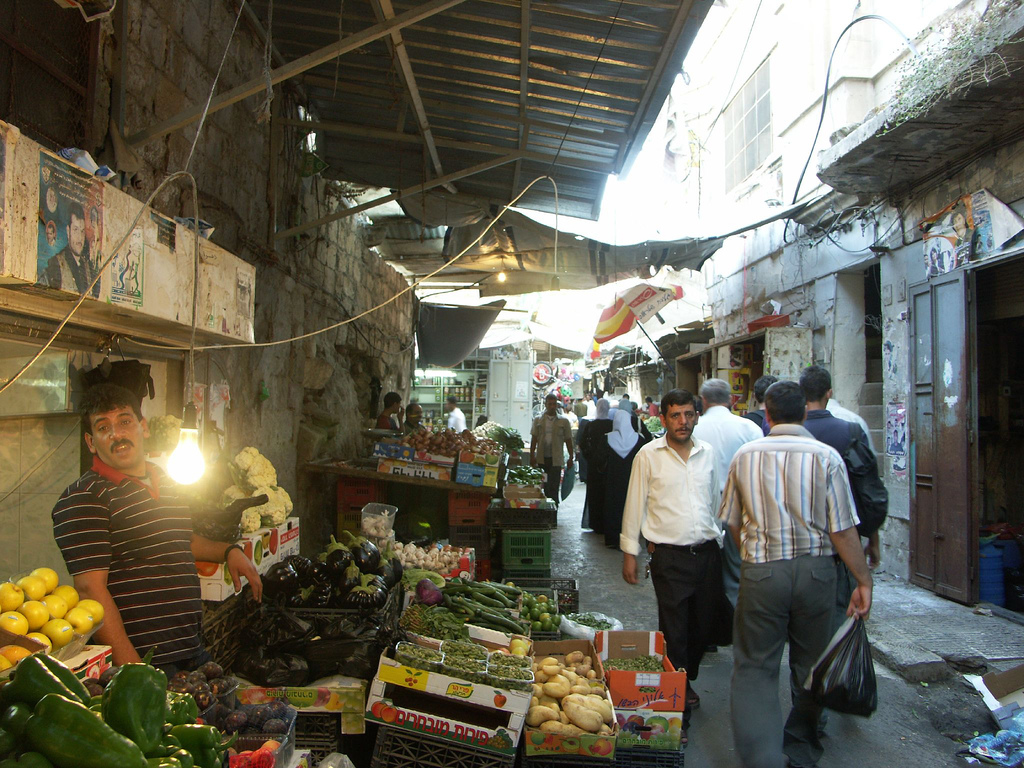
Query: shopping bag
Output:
[[803, 616, 877, 716], [561, 462, 576, 500]]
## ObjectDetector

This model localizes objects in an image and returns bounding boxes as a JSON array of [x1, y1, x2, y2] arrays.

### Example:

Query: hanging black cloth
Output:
[[81, 359, 156, 401]]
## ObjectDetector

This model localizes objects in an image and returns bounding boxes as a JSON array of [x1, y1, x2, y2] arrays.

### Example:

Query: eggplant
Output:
[[325, 547, 353, 578], [263, 562, 301, 603], [311, 560, 332, 587], [365, 573, 387, 592], [390, 555, 404, 586], [285, 592, 306, 608], [350, 539, 381, 573], [376, 560, 396, 589], [284, 555, 316, 587], [338, 561, 361, 593], [307, 584, 332, 608], [342, 584, 386, 610]]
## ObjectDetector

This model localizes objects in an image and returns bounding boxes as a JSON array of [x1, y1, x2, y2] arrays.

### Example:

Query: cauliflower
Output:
[[231, 447, 278, 491], [239, 508, 262, 533], [221, 484, 247, 507], [250, 485, 292, 526]]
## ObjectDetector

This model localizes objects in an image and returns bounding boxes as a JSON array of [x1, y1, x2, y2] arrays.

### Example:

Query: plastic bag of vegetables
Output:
[[558, 612, 624, 642]]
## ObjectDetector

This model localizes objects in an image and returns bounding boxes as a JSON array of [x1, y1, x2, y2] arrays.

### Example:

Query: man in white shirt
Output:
[[444, 395, 467, 432], [530, 393, 575, 506], [621, 388, 724, 742], [693, 378, 764, 608], [827, 399, 875, 457]]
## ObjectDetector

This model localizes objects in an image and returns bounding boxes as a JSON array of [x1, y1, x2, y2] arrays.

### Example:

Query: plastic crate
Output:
[[449, 524, 492, 554], [337, 506, 362, 535], [487, 506, 557, 530], [296, 711, 342, 742], [500, 565, 552, 581], [501, 530, 551, 567], [371, 725, 515, 768], [506, 578, 579, 615], [337, 478, 381, 511], [301, 739, 340, 767], [475, 559, 492, 582], [202, 594, 247, 669], [522, 754, 608, 768], [231, 706, 298, 768], [614, 746, 685, 768], [449, 491, 490, 526], [528, 630, 562, 642]]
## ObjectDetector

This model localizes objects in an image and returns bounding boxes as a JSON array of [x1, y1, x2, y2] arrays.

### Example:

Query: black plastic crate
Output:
[[371, 725, 515, 768], [301, 739, 341, 767], [296, 711, 342, 742], [522, 754, 607, 768], [614, 746, 685, 768], [449, 524, 493, 554], [528, 630, 562, 643], [487, 506, 557, 530], [500, 566, 552, 581], [505, 578, 579, 614]]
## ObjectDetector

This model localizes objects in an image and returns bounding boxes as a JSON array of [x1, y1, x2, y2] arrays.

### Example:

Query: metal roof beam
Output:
[[369, 0, 453, 192], [126, 0, 468, 147], [512, 0, 530, 198], [273, 152, 522, 240]]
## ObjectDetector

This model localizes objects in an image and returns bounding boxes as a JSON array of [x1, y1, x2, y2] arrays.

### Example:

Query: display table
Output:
[[306, 459, 493, 495]]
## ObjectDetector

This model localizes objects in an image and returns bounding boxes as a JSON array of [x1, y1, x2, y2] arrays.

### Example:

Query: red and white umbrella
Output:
[[593, 283, 684, 345]]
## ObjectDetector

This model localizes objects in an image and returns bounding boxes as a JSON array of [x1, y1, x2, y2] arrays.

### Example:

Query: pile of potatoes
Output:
[[525, 651, 614, 736]]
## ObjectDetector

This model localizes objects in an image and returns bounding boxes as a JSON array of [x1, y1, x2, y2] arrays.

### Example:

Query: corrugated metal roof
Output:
[[250, 0, 713, 220]]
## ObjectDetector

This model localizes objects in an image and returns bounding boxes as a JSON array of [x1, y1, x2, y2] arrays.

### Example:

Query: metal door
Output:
[[909, 271, 973, 602]]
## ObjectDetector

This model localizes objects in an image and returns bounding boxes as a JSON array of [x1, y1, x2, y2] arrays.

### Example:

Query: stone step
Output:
[[860, 381, 883, 406], [860, 404, 883, 429], [867, 357, 883, 382]]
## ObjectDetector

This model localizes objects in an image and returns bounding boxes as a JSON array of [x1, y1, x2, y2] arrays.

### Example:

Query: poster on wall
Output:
[[36, 151, 105, 297], [885, 401, 907, 475], [920, 189, 1024, 278], [109, 228, 144, 308]]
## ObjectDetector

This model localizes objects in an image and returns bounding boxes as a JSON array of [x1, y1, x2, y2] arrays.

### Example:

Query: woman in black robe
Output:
[[578, 398, 613, 533], [603, 409, 652, 547]]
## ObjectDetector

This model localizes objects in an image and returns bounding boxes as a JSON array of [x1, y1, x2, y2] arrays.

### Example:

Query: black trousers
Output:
[[541, 457, 562, 505], [649, 541, 724, 723]]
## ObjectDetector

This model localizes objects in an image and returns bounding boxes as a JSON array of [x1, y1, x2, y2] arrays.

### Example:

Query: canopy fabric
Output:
[[417, 301, 505, 366], [594, 284, 684, 344]]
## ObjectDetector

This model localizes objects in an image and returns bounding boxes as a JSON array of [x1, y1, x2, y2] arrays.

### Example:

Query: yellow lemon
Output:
[[0, 611, 29, 635], [17, 601, 50, 631], [0, 656, 10, 672], [29, 568, 59, 594], [0, 583, 24, 613], [64, 607, 94, 635], [40, 595, 68, 621], [26, 632, 52, 653], [51, 585, 79, 610], [16, 576, 45, 602], [0, 645, 32, 665], [75, 599, 104, 623], [40, 619, 73, 649]]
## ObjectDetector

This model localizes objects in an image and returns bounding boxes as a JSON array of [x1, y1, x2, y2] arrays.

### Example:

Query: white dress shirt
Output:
[[620, 436, 722, 556], [585, 400, 597, 419], [692, 404, 764, 493], [447, 407, 466, 432], [827, 399, 875, 457]]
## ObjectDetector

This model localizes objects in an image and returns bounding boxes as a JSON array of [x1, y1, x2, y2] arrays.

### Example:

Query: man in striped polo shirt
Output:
[[52, 384, 262, 671], [719, 380, 872, 768]]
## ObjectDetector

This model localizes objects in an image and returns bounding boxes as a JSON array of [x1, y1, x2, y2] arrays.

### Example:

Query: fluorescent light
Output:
[[415, 369, 458, 378]]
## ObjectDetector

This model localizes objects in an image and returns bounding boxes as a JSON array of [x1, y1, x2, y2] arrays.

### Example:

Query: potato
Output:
[[563, 700, 603, 733], [599, 724, 612, 736], [539, 721, 584, 737], [530, 695, 540, 708], [542, 674, 571, 699], [526, 706, 559, 726], [565, 651, 584, 664], [570, 684, 592, 696], [539, 657, 561, 667], [586, 670, 597, 680], [541, 664, 562, 677], [563, 669, 579, 685], [531, 684, 544, 698], [539, 696, 560, 711], [559, 711, 570, 724], [534, 670, 550, 684], [584, 656, 592, 666], [576, 662, 592, 677]]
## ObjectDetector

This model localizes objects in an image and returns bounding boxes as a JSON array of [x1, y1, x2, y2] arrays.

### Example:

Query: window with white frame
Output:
[[723, 59, 772, 191]]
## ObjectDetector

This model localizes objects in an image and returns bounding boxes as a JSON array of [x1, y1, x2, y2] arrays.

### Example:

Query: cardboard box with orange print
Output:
[[593, 631, 687, 713]]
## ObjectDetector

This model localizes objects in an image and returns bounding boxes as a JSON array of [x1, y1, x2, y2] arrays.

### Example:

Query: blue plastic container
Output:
[[980, 541, 1005, 606]]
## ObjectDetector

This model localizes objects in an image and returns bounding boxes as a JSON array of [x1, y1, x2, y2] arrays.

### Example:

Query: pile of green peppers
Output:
[[0, 653, 235, 768]]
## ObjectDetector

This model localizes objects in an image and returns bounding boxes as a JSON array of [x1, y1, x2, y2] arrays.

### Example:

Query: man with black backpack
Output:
[[799, 366, 888, 610]]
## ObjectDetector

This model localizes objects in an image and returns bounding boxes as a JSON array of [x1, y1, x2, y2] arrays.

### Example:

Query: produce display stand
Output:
[[202, 590, 250, 668], [371, 724, 516, 768]]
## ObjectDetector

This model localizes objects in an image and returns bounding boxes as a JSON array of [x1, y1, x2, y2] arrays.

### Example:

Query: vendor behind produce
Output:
[[403, 402, 425, 434], [376, 391, 403, 430], [51, 384, 263, 670]]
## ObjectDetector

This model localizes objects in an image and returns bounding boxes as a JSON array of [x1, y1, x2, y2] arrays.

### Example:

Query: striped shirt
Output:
[[718, 424, 859, 564], [52, 457, 202, 665]]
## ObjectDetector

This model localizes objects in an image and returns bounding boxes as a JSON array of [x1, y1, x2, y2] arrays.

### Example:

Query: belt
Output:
[[648, 539, 718, 555]]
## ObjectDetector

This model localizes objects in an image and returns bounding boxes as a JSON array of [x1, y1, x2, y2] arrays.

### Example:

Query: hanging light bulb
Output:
[[168, 403, 205, 485], [497, 270, 507, 282]]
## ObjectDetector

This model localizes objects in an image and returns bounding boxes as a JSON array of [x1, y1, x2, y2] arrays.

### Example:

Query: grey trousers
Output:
[[722, 531, 741, 608], [731, 555, 836, 768]]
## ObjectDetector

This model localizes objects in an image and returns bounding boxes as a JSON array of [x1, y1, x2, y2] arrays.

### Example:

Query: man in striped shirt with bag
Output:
[[719, 380, 872, 768]]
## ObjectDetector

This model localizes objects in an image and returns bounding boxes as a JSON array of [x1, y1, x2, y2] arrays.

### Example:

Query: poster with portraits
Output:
[[37, 151, 105, 297]]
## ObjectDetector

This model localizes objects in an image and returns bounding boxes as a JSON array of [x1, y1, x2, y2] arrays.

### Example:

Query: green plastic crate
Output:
[[500, 530, 551, 568]]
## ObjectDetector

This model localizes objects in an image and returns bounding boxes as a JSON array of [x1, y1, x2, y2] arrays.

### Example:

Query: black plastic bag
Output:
[[242, 606, 314, 653], [805, 617, 877, 716], [234, 647, 309, 687]]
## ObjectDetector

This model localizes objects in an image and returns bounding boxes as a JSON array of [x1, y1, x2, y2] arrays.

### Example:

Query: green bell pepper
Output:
[[0, 657, 81, 708], [167, 725, 235, 768], [26, 694, 147, 768], [0, 703, 32, 738], [0, 727, 14, 757], [146, 759, 182, 768], [15, 755, 53, 768], [101, 662, 167, 755], [165, 693, 198, 727], [168, 749, 193, 768], [145, 735, 181, 759], [0, 759, 17, 768], [34, 657, 88, 706]]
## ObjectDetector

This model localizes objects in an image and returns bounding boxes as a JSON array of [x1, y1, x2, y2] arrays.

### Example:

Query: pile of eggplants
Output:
[[261, 531, 401, 611]]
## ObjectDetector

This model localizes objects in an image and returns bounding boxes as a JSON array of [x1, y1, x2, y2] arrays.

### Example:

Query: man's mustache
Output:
[[111, 439, 133, 451]]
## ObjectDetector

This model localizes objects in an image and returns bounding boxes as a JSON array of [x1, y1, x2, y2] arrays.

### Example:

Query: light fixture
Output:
[[415, 368, 458, 379], [167, 402, 205, 484], [497, 270, 507, 282]]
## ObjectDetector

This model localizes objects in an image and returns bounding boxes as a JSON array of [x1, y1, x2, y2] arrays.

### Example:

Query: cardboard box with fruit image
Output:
[[237, 675, 366, 732], [197, 516, 299, 601], [615, 710, 685, 751], [594, 630, 687, 712]]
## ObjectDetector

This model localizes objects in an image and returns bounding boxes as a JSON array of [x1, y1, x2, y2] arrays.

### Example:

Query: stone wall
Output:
[[92, 0, 415, 548]]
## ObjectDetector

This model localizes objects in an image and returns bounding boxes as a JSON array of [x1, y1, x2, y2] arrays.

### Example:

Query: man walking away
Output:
[[800, 365, 888, 573], [617, 392, 635, 414], [693, 378, 763, 608], [530, 393, 574, 506], [621, 389, 723, 743], [720, 381, 872, 768], [743, 375, 777, 430], [444, 395, 466, 432]]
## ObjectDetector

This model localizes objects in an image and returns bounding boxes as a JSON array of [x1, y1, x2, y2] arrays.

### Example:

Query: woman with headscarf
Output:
[[578, 398, 613, 533], [603, 409, 652, 547]]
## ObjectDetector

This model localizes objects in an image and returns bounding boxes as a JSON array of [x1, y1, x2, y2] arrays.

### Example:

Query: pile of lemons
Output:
[[0, 568, 105, 670]]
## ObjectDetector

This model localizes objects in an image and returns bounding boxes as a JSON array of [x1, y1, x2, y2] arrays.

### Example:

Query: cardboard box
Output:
[[505, 498, 557, 510], [0, 629, 47, 679], [967, 662, 1024, 731], [377, 458, 452, 482], [411, 450, 456, 467], [279, 516, 300, 559], [594, 631, 687, 712], [455, 463, 499, 488], [372, 442, 414, 461], [458, 450, 502, 468], [65, 645, 113, 681], [503, 484, 544, 500], [365, 652, 528, 755], [615, 709, 685, 751], [196, 518, 297, 601], [238, 676, 366, 732]]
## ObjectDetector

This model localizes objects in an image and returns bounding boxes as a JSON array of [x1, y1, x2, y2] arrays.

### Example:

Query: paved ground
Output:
[[551, 481, 1007, 767]]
